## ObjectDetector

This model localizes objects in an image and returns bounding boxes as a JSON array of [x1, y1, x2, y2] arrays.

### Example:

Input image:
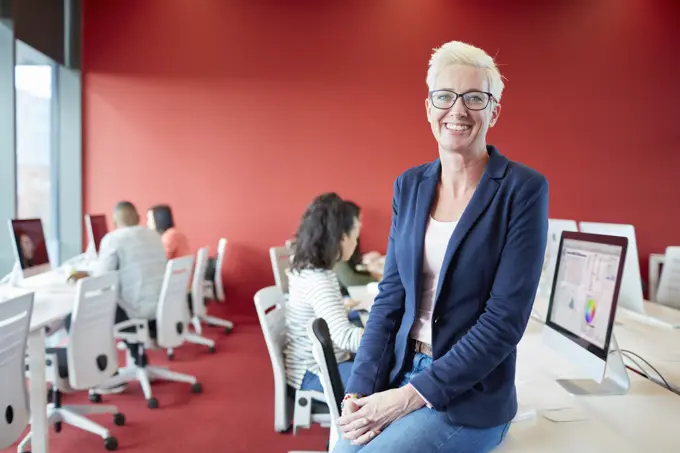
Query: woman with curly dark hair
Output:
[[284, 192, 364, 393]]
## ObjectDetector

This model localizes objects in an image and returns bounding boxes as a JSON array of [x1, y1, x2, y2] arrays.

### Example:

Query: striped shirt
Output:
[[284, 268, 363, 390], [92, 225, 168, 319]]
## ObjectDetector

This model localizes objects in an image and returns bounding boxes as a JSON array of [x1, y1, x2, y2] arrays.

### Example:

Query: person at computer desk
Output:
[[334, 201, 379, 293], [146, 204, 191, 259], [284, 193, 364, 393], [333, 41, 548, 453], [66, 201, 167, 391]]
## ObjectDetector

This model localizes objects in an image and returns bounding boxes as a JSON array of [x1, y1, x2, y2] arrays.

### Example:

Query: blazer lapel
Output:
[[411, 166, 439, 309], [432, 146, 507, 308]]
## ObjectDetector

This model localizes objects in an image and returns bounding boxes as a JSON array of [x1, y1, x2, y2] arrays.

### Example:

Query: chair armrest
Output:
[[114, 319, 150, 344]]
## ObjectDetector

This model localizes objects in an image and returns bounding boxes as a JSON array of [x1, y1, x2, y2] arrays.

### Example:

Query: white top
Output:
[[283, 268, 363, 389], [410, 216, 457, 345], [93, 225, 167, 319]]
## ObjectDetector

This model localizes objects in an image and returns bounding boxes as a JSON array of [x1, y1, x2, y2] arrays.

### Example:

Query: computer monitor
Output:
[[537, 219, 579, 298], [8, 218, 52, 278], [579, 222, 680, 328], [542, 231, 629, 395], [85, 214, 108, 255]]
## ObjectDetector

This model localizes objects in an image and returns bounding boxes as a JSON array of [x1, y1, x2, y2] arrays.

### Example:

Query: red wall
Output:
[[82, 0, 680, 317]]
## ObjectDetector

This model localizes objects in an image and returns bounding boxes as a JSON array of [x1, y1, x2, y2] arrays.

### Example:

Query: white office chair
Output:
[[254, 286, 330, 435], [270, 246, 291, 295], [308, 318, 343, 452], [18, 273, 123, 453], [0, 292, 33, 451], [208, 238, 229, 305], [657, 246, 680, 310], [190, 247, 234, 336], [91, 256, 202, 409]]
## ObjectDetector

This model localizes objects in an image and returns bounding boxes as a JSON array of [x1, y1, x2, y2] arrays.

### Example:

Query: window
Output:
[[14, 45, 59, 262]]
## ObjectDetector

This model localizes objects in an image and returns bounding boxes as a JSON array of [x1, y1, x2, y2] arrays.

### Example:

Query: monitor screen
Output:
[[546, 232, 627, 360], [86, 214, 108, 253], [8, 218, 50, 277]]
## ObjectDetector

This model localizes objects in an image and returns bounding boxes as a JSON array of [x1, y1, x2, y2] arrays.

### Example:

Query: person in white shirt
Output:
[[65, 201, 167, 378], [284, 193, 364, 392]]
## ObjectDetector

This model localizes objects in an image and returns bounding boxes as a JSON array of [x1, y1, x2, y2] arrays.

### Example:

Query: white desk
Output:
[[498, 320, 680, 453], [0, 280, 75, 453]]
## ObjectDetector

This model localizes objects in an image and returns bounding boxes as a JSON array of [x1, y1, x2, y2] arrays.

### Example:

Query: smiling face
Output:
[[426, 64, 501, 156]]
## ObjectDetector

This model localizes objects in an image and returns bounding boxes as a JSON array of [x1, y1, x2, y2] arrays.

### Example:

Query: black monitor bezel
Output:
[[545, 231, 628, 361]]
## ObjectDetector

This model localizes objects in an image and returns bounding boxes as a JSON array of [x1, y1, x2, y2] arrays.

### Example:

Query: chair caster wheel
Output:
[[224, 326, 233, 334], [105, 436, 118, 451], [54, 421, 62, 433], [147, 397, 159, 409], [89, 393, 102, 403], [209, 345, 216, 353], [113, 413, 125, 426], [167, 352, 174, 361], [47, 387, 54, 402], [192, 383, 203, 394]]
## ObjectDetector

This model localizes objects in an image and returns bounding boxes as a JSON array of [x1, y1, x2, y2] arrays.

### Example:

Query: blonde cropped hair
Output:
[[426, 41, 505, 102]]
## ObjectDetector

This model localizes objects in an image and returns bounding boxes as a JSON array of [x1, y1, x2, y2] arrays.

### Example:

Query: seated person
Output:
[[147, 204, 191, 259], [67, 201, 167, 391], [333, 201, 378, 296], [284, 193, 364, 393]]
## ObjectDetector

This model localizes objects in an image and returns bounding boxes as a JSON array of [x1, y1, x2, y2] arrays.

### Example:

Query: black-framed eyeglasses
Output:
[[429, 89, 495, 111]]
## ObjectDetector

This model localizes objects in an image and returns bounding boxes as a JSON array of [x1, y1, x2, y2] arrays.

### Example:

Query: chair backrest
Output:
[[191, 247, 210, 317], [0, 292, 33, 449], [254, 286, 289, 432], [67, 272, 119, 389], [308, 318, 343, 422], [214, 238, 227, 302], [657, 246, 680, 309], [269, 246, 290, 294], [156, 255, 194, 348]]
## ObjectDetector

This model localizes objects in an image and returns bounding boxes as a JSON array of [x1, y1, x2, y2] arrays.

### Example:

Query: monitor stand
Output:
[[556, 335, 630, 396]]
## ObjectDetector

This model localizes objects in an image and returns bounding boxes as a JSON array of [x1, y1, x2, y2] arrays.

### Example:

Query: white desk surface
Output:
[[499, 320, 680, 453], [0, 281, 75, 331]]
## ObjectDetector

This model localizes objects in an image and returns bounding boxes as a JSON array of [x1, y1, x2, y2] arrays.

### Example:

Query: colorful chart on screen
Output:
[[585, 299, 596, 324]]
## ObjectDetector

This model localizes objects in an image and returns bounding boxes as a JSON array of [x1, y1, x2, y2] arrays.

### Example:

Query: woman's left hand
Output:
[[336, 385, 425, 445]]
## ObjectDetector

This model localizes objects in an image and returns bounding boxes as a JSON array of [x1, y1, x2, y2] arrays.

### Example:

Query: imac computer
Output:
[[85, 214, 108, 256], [579, 222, 680, 328], [8, 218, 52, 279], [537, 219, 579, 299], [542, 231, 630, 395]]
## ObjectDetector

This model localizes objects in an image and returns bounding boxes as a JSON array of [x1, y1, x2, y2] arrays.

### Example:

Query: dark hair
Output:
[[343, 201, 363, 269], [291, 193, 356, 271], [150, 204, 175, 234]]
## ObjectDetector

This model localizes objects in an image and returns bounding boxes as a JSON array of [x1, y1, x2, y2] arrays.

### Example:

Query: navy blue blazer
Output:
[[345, 145, 549, 428]]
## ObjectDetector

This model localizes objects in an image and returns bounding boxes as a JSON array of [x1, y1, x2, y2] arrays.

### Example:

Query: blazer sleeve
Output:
[[409, 176, 549, 409], [346, 177, 407, 396]]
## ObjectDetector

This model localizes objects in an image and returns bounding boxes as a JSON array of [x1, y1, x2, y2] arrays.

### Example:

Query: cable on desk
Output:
[[620, 349, 673, 391]]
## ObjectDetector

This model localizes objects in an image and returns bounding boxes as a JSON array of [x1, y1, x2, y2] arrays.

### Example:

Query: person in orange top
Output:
[[146, 204, 191, 259]]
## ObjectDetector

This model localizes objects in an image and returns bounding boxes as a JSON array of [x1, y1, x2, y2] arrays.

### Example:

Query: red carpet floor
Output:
[[2, 307, 329, 453]]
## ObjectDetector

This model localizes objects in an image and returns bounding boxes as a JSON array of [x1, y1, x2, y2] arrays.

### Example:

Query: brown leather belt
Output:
[[414, 340, 432, 357]]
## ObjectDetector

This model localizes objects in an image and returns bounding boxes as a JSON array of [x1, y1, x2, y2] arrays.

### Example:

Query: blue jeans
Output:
[[301, 360, 355, 393], [332, 352, 511, 453]]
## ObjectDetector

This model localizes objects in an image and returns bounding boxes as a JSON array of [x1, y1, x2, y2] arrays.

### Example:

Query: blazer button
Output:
[[434, 317, 440, 324]]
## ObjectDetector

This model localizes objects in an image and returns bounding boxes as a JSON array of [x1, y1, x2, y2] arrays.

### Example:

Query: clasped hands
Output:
[[336, 384, 425, 446]]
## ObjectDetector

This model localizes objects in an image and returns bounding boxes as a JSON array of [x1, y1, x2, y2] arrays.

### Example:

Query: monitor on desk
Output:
[[8, 218, 52, 278], [537, 219, 579, 299], [579, 222, 680, 328], [85, 214, 108, 255], [543, 231, 627, 386]]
